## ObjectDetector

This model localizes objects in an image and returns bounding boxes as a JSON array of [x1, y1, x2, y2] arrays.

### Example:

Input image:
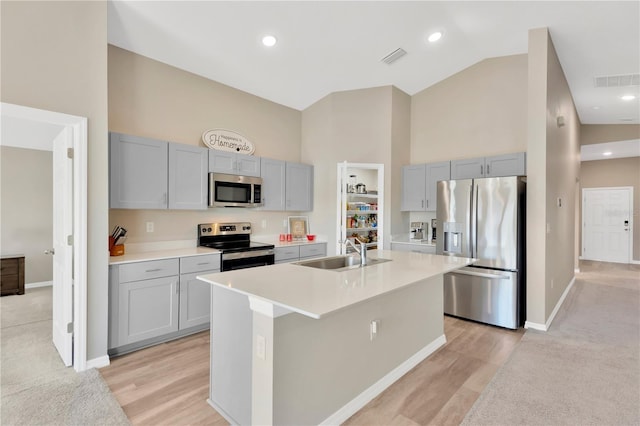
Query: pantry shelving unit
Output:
[[336, 162, 384, 255]]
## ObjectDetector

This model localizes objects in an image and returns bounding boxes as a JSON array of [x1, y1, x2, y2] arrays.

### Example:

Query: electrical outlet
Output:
[[146, 222, 154, 233], [551, 278, 554, 289], [370, 320, 380, 341]]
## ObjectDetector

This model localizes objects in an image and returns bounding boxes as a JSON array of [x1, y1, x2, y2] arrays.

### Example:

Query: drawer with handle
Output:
[[119, 258, 179, 283], [299, 243, 326, 259], [180, 254, 221, 274], [275, 246, 300, 262]]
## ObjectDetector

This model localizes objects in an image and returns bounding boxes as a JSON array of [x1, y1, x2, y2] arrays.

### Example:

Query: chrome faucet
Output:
[[343, 239, 367, 266]]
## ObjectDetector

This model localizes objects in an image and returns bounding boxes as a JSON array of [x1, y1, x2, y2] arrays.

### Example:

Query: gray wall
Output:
[[108, 45, 304, 242], [1, 1, 109, 361], [301, 86, 411, 255], [0, 146, 53, 284], [526, 28, 581, 325]]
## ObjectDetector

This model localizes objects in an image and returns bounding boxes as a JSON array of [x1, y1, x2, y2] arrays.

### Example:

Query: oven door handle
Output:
[[222, 249, 275, 261]]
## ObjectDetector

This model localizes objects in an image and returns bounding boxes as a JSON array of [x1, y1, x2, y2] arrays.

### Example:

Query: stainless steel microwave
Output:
[[208, 173, 263, 208]]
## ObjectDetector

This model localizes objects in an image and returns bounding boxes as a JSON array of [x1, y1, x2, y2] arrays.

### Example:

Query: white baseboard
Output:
[[524, 321, 547, 331], [85, 355, 110, 369], [574, 268, 580, 273], [25, 281, 52, 289], [632, 260, 640, 265], [320, 334, 447, 426], [207, 398, 239, 425], [525, 276, 576, 332]]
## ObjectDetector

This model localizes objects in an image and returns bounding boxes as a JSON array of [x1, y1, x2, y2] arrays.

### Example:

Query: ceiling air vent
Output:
[[381, 48, 407, 65], [594, 74, 640, 88]]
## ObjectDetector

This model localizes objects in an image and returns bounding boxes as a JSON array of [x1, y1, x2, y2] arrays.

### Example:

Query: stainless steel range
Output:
[[197, 222, 275, 271]]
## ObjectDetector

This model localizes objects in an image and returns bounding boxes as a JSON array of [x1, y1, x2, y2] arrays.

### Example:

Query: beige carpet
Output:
[[462, 261, 640, 425], [1, 286, 130, 425]]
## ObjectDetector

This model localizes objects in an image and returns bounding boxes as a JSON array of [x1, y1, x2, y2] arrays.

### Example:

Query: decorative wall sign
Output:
[[202, 129, 255, 154], [288, 216, 309, 240]]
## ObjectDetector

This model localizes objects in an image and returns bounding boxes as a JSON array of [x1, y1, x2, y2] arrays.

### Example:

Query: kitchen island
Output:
[[197, 250, 473, 425]]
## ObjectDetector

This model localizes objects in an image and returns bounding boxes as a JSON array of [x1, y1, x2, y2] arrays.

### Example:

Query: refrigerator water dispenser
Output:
[[443, 222, 464, 254]]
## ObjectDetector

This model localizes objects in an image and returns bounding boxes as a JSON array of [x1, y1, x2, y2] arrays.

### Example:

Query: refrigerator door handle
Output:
[[451, 269, 512, 280], [470, 183, 478, 258]]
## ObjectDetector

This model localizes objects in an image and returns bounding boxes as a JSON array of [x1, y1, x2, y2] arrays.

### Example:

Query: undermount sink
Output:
[[295, 255, 391, 271]]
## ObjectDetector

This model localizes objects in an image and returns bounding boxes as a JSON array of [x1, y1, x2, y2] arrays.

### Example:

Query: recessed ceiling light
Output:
[[620, 94, 636, 101], [602, 151, 612, 156], [427, 32, 443, 43], [592, 106, 601, 110], [262, 35, 277, 47]]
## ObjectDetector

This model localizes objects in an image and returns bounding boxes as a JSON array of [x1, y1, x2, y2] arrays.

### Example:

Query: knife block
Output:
[[110, 244, 125, 256], [109, 236, 125, 256]]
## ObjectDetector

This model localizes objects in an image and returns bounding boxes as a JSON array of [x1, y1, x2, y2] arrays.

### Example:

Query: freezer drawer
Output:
[[444, 267, 521, 329]]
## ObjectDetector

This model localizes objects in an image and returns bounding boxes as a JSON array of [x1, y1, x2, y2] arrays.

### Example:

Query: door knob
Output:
[[44, 249, 55, 255]]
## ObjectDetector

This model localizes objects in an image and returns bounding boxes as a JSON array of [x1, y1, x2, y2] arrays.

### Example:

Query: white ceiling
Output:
[[107, 1, 640, 124], [580, 139, 640, 162]]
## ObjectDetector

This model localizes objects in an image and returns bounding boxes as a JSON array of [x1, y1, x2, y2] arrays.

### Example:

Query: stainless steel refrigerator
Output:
[[436, 176, 525, 329]]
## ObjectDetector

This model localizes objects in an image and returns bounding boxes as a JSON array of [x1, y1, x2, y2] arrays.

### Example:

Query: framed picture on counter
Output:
[[288, 216, 308, 240]]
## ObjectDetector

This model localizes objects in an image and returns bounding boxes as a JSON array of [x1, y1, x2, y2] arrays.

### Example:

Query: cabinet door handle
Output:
[[480, 165, 484, 175], [426, 200, 429, 208], [197, 262, 210, 266], [145, 268, 162, 272], [421, 200, 424, 208], [487, 164, 490, 175]]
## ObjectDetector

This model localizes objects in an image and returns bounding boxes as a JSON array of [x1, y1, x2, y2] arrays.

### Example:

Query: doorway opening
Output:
[[582, 187, 634, 264], [1, 102, 88, 371]]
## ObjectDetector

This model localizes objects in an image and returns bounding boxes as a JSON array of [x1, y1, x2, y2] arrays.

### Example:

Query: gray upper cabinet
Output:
[[260, 158, 286, 210], [401, 161, 450, 212], [285, 162, 314, 211], [425, 162, 451, 211], [209, 150, 261, 177], [451, 152, 526, 179], [261, 159, 313, 211], [401, 165, 426, 211], [450, 157, 486, 180], [168, 143, 208, 210], [110, 132, 168, 209], [485, 152, 526, 177]]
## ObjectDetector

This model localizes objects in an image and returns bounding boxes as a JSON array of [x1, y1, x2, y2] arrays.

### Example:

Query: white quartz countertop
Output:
[[109, 247, 221, 265], [198, 250, 474, 319]]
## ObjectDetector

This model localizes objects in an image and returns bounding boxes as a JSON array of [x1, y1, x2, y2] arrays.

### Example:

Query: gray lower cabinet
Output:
[[109, 253, 220, 355], [110, 132, 169, 209], [450, 152, 526, 179], [209, 150, 261, 177], [275, 243, 326, 264], [390, 243, 436, 254]]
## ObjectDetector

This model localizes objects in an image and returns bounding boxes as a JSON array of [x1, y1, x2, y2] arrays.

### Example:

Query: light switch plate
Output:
[[256, 335, 266, 360]]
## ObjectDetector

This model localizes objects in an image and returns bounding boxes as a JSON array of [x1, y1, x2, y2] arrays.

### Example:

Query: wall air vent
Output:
[[381, 48, 407, 65], [594, 74, 640, 88]]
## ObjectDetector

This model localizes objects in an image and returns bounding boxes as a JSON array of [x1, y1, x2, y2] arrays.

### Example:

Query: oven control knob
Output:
[[207, 227, 212, 232]]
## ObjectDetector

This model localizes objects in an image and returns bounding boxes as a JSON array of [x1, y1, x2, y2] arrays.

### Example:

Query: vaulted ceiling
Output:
[[107, 1, 640, 124]]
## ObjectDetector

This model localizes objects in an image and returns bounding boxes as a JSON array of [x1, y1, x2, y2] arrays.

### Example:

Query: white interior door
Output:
[[582, 187, 633, 263], [52, 127, 74, 366]]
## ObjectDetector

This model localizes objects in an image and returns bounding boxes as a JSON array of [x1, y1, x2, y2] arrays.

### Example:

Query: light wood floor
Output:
[[100, 316, 524, 425]]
